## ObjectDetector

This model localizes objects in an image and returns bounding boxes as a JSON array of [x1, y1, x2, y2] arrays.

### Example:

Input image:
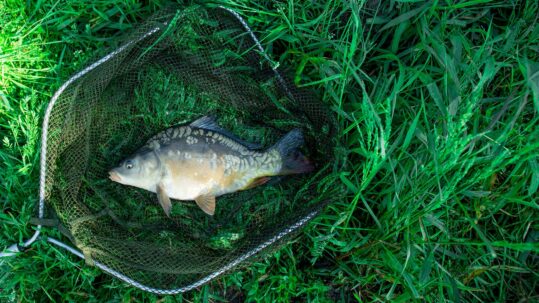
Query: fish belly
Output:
[[163, 175, 210, 200], [161, 154, 225, 200]]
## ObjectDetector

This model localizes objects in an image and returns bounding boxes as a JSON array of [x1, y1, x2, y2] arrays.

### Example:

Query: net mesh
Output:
[[42, 4, 340, 290]]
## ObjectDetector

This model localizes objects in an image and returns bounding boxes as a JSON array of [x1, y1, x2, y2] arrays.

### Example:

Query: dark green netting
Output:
[[43, 4, 341, 290]]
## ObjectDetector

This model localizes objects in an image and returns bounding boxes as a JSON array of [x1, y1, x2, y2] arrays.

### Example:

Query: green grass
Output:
[[1, 0, 538, 302]]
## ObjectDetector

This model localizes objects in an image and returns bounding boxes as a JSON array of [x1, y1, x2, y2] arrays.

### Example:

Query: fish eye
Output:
[[125, 160, 134, 169]]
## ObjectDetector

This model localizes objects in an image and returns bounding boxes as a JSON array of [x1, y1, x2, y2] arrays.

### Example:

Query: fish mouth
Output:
[[108, 170, 122, 182]]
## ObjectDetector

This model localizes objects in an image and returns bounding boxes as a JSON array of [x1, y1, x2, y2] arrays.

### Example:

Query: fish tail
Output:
[[271, 129, 314, 175]]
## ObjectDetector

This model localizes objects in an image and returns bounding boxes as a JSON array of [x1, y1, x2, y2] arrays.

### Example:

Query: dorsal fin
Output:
[[190, 116, 263, 150], [190, 116, 221, 130]]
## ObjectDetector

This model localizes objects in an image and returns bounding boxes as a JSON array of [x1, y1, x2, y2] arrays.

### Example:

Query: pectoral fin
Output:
[[195, 195, 216, 216], [156, 183, 172, 217]]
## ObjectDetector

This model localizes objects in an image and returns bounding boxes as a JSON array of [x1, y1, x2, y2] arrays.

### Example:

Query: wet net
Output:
[[41, 4, 341, 293]]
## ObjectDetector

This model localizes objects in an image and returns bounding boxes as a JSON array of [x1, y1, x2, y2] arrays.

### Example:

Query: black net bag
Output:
[[26, 4, 340, 293]]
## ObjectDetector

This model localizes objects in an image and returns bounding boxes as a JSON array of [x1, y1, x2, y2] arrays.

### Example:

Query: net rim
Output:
[[46, 209, 318, 294], [20, 5, 322, 294]]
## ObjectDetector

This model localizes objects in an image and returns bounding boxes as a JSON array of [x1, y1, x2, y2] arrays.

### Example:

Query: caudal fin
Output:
[[272, 129, 314, 175]]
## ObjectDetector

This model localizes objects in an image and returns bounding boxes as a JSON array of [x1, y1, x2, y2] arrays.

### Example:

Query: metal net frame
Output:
[[1, 5, 340, 294]]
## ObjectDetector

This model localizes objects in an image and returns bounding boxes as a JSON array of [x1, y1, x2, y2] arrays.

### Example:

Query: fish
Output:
[[108, 116, 313, 216]]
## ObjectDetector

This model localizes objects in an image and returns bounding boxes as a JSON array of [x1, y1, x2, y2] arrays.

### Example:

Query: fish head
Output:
[[109, 150, 161, 190]]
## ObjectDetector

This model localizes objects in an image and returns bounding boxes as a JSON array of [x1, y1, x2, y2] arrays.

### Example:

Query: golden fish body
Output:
[[155, 127, 281, 199], [109, 116, 312, 216]]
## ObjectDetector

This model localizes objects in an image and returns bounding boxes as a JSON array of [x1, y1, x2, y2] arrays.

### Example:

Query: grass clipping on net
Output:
[[75, 65, 338, 252]]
